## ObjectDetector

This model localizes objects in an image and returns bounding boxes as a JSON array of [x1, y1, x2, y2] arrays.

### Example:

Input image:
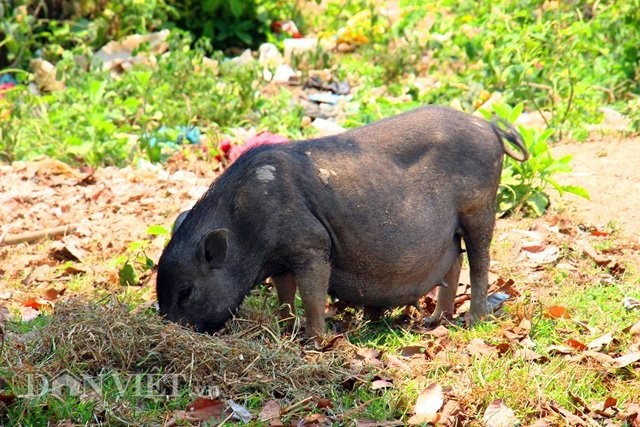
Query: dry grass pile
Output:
[[1, 297, 352, 400]]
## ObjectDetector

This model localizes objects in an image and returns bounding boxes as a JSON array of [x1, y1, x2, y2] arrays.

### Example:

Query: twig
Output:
[[0, 225, 76, 245], [281, 396, 315, 415]]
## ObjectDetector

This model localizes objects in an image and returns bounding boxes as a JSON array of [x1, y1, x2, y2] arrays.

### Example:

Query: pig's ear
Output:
[[199, 228, 228, 269]]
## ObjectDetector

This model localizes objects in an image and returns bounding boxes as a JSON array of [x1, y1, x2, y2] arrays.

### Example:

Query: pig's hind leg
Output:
[[426, 253, 463, 325], [273, 272, 297, 325], [460, 208, 495, 323]]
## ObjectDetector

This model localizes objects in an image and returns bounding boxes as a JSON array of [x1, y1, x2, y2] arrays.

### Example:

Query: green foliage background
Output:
[[1, 0, 638, 214]]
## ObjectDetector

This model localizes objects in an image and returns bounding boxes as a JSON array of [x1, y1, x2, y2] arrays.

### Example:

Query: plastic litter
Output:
[[228, 132, 289, 163], [92, 30, 170, 74], [307, 93, 352, 106], [146, 126, 201, 149]]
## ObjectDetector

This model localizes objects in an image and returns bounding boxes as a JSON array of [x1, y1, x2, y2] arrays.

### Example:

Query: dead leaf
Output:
[[398, 345, 426, 358], [623, 297, 640, 310], [407, 382, 443, 425], [23, 298, 44, 310], [546, 401, 589, 426], [315, 398, 333, 410], [603, 397, 617, 410], [564, 339, 587, 351], [0, 393, 16, 406], [626, 319, 640, 335], [50, 240, 87, 263], [20, 306, 40, 322], [259, 399, 281, 421], [610, 351, 640, 368], [165, 396, 226, 427], [425, 324, 449, 338], [483, 399, 519, 427], [545, 305, 571, 320], [590, 227, 610, 237], [371, 379, 394, 390], [521, 243, 560, 264], [355, 420, 403, 427], [578, 240, 612, 267], [440, 399, 461, 424], [587, 333, 613, 351], [466, 338, 497, 356], [298, 413, 333, 426], [44, 288, 66, 301], [546, 344, 575, 355]]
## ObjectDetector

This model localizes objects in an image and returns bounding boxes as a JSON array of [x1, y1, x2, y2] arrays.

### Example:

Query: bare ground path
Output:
[[551, 136, 640, 241]]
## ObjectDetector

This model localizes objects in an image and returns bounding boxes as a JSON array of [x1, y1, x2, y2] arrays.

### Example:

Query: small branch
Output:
[[0, 225, 76, 246]]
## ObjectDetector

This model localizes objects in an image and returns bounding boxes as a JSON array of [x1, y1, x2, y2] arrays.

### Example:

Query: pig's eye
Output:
[[177, 285, 193, 304]]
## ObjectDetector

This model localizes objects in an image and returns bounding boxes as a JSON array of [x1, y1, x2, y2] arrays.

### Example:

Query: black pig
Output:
[[157, 106, 528, 337]]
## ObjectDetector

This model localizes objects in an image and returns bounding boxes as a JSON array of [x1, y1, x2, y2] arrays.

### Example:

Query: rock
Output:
[[283, 38, 318, 64], [311, 118, 345, 137], [258, 43, 283, 67]]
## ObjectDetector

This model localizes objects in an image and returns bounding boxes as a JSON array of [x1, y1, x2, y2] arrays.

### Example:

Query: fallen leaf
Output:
[[610, 351, 640, 368], [371, 379, 394, 390], [466, 338, 497, 356], [564, 339, 587, 351], [623, 297, 640, 310], [590, 227, 610, 237], [20, 306, 40, 322], [0, 393, 16, 406], [545, 305, 571, 320], [315, 398, 333, 410], [546, 401, 589, 426], [626, 319, 640, 335], [407, 382, 443, 425], [164, 397, 226, 427], [521, 243, 560, 264], [482, 399, 519, 427], [23, 298, 44, 310], [298, 413, 333, 426], [384, 355, 413, 374], [259, 399, 281, 421], [603, 397, 617, 410], [317, 334, 345, 351], [398, 345, 426, 358], [587, 333, 613, 351], [578, 240, 612, 267], [44, 288, 66, 301], [355, 420, 403, 427], [546, 344, 575, 355], [425, 324, 449, 338]]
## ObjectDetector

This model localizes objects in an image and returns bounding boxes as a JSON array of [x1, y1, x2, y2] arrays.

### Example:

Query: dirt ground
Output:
[[0, 135, 638, 314], [551, 136, 640, 241]]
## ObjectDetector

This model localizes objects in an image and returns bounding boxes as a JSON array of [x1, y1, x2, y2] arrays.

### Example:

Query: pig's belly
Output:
[[327, 243, 459, 307]]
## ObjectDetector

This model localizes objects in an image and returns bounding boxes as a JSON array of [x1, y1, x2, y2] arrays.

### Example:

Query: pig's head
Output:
[[156, 220, 247, 334]]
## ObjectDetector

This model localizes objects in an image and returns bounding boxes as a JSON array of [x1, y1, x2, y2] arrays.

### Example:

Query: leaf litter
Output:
[[1, 159, 639, 424]]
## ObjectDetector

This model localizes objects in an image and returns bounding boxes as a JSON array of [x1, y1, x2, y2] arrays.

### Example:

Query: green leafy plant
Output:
[[115, 225, 169, 287], [486, 103, 589, 217]]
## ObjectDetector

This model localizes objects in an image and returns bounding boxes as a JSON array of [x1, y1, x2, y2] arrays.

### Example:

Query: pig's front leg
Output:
[[294, 255, 331, 338], [426, 253, 463, 325]]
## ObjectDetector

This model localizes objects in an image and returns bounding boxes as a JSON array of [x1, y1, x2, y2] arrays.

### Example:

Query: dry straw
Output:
[[1, 297, 353, 400]]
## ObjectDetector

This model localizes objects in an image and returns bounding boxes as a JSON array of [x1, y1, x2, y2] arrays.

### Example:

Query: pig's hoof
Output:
[[424, 311, 452, 328]]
